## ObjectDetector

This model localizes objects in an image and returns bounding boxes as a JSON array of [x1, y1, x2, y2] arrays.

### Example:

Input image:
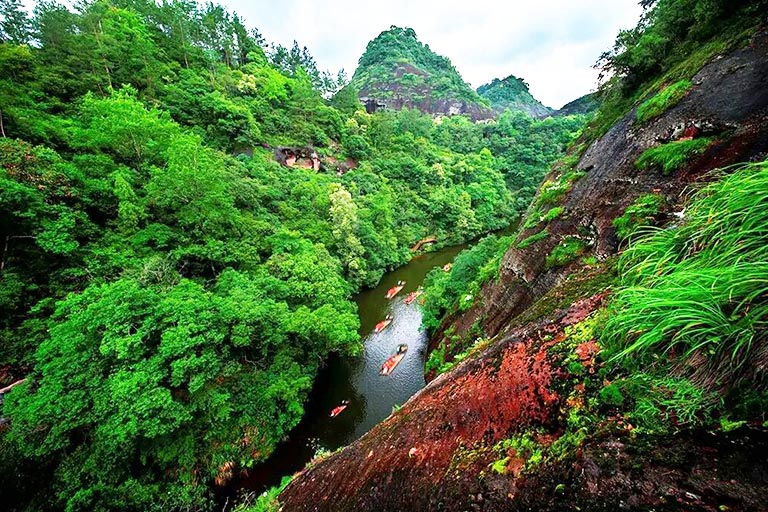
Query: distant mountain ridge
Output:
[[477, 74, 553, 118], [344, 26, 493, 120]]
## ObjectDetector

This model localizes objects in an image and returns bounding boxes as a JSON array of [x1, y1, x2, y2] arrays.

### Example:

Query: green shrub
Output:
[[546, 237, 588, 269], [425, 343, 446, 374], [635, 138, 713, 175], [598, 383, 625, 407], [636, 80, 691, 123], [613, 193, 664, 239]]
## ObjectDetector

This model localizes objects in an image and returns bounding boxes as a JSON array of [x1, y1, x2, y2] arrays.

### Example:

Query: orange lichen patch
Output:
[[505, 454, 526, 478], [561, 293, 608, 326], [566, 394, 584, 409], [575, 340, 600, 367]]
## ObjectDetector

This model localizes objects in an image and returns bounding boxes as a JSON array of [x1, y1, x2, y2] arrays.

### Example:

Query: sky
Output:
[[220, 0, 644, 108]]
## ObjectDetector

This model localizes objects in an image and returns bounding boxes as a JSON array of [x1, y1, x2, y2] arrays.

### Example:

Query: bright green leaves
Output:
[[72, 88, 182, 166], [5, 269, 360, 509], [36, 207, 81, 255], [329, 183, 367, 288]]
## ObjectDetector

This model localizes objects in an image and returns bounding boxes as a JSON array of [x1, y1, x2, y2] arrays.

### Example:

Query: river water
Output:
[[238, 242, 467, 494]]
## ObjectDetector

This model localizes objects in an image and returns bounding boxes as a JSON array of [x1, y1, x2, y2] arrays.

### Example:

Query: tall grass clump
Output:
[[636, 80, 691, 124], [635, 137, 713, 175], [613, 193, 664, 240], [604, 162, 768, 371]]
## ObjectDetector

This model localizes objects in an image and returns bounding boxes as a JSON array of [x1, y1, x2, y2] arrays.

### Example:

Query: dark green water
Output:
[[239, 243, 467, 493]]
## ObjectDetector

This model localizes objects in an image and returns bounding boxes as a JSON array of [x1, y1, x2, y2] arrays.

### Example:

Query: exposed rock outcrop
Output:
[[274, 147, 321, 171]]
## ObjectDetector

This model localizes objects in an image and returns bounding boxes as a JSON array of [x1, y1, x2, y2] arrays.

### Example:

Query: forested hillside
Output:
[[0, 1, 586, 510]]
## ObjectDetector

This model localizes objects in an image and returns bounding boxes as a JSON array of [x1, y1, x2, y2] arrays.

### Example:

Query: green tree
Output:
[[0, 0, 31, 44]]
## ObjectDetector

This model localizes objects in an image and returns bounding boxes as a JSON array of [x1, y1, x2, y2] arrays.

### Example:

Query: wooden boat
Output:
[[374, 315, 393, 333], [385, 280, 405, 299], [329, 401, 349, 417], [380, 344, 408, 376], [404, 289, 423, 305]]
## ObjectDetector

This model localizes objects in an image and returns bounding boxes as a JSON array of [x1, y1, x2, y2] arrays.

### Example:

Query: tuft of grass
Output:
[[542, 206, 565, 223], [604, 162, 768, 369], [613, 193, 664, 240], [236, 476, 292, 512], [546, 237, 588, 269], [635, 138, 713, 175], [636, 80, 691, 124], [516, 230, 548, 249], [619, 374, 718, 433]]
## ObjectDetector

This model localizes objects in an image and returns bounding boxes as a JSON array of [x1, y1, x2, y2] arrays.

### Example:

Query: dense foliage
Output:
[[420, 234, 512, 333], [0, 1, 583, 510]]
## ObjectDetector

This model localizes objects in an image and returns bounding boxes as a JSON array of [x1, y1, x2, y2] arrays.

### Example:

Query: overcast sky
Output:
[[221, 0, 643, 108]]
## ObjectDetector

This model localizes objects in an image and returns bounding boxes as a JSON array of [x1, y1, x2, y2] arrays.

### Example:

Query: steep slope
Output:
[[344, 26, 493, 120], [477, 74, 553, 118], [278, 28, 768, 512]]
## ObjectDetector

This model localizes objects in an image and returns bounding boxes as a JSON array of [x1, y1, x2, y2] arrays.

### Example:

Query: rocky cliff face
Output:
[[429, 30, 768, 356], [279, 32, 768, 511]]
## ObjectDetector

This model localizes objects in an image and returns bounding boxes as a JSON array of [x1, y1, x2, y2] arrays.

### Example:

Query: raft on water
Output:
[[329, 401, 349, 417], [385, 280, 405, 299], [404, 288, 423, 305], [374, 315, 393, 333], [380, 344, 408, 376]]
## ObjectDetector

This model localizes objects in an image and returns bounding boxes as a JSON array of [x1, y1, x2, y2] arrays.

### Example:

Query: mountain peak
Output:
[[346, 26, 492, 120], [477, 73, 552, 118]]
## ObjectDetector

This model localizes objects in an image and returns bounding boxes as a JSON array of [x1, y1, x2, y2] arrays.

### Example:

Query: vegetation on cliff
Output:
[[415, 2, 768, 504], [590, 0, 767, 137]]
